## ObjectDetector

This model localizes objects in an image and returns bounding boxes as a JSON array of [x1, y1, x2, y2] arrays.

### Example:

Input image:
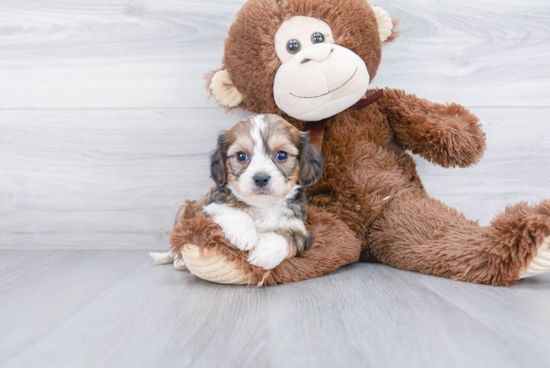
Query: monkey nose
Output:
[[294, 43, 334, 64]]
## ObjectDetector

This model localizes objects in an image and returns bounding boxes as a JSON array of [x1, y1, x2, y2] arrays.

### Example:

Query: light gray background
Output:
[[1, 0, 548, 249], [1, 1, 550, 367]]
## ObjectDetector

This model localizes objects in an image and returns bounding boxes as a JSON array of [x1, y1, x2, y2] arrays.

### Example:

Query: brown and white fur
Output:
[[152, 114, 323, 270]]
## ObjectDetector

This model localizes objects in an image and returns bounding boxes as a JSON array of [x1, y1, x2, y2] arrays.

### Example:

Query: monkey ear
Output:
[[299, 136, 324, 187], [372, 6, 398, 44], [210, 135, 228, 187], [207, 69, 244, 108]]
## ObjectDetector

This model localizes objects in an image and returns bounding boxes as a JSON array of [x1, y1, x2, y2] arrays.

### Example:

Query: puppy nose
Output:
[[294, 43, 334, 63], [253, 173, 270, 188]]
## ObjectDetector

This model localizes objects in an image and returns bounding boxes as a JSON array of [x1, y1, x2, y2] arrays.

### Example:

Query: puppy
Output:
[[203, 114, 324, 269], [152, 114, 323, 270]]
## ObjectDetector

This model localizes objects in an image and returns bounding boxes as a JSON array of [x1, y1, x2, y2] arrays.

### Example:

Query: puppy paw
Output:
[[228, 226, 259, 251], [519, 236, 550, 279], [203, 203, 258, 251], [247, 233, 289, 270]]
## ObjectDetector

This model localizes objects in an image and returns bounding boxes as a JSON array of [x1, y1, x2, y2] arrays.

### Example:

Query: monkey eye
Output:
[[275, 151, 288, 162], [236, 151, 249, 163], [311, 32, 324, 44], [287, 39, 301, 54]]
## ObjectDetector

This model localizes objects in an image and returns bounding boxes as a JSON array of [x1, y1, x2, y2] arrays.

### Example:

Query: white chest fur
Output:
[[248, 202, 296, 232]]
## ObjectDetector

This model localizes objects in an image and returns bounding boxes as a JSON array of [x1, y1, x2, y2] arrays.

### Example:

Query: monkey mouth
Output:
[[289, 67, 358, 99]]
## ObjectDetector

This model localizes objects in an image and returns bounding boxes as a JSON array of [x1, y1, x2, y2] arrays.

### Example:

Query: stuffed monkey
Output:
[[169, 0, 550, 286]]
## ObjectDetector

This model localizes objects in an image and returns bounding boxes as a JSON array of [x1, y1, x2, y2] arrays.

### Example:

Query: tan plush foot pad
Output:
[[520, 236, 550, 279], [180, 244, 259, 285]]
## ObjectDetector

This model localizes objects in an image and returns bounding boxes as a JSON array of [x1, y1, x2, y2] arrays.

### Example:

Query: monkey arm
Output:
[[378, 88, 486, 168]]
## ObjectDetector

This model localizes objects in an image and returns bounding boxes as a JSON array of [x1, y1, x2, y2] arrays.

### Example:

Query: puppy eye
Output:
[[311, 32, 324, 44], [236, 151, 249, 163], [275, 151, 288, 162], [287, 39, 301, 54]]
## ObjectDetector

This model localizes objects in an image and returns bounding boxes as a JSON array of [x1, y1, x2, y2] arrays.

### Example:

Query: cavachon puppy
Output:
[[152, 113, 323, 270]]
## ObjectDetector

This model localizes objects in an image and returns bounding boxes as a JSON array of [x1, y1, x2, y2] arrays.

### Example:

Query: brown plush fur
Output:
[[171, 0, 550, 286]]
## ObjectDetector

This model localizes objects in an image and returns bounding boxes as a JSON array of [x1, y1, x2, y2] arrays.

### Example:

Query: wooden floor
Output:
[[1, 0, 550, 366], [1, 250, 550, 368]]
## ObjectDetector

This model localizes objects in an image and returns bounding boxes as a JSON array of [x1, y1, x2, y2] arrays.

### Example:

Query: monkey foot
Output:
[[519, 236, 550, 279], [180, 244, 262, 285]]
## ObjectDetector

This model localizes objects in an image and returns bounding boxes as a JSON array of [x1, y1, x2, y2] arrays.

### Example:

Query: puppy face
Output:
[[211, 114, 323, 207]]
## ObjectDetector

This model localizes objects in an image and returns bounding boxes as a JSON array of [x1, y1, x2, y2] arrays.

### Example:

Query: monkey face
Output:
[[207, 0, 397, 122], [273, 16, 370, 121]]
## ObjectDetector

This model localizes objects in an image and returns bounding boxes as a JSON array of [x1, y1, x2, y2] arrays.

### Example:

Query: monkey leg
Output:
[[270, 206, 362, 284], [369, 193, 550, 286], [169, 205, 361, 285]]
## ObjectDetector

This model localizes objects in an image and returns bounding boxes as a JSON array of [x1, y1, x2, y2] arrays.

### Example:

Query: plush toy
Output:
[[169, 0, 550, 286]]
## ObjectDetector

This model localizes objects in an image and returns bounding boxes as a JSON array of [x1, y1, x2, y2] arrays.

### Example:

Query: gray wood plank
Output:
[[0, 250, 145, 365], [265, 265, 549, 368], [0, 0, 549, 109], [0, 107, 548, 249], [418, 270, 550, 364], [378, 0, 550, 108], [0, 108, 249, 249], [2, 250, 550, 368], [0, 249, 57, 269], [0, 250, 270, 368]]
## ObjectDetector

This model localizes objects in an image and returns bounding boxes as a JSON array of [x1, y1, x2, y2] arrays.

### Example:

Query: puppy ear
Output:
[[206, 69, 243, 108], [299, 135, 324, 187], [210, 133, 228, 187], [372, 6, 399, 44]]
